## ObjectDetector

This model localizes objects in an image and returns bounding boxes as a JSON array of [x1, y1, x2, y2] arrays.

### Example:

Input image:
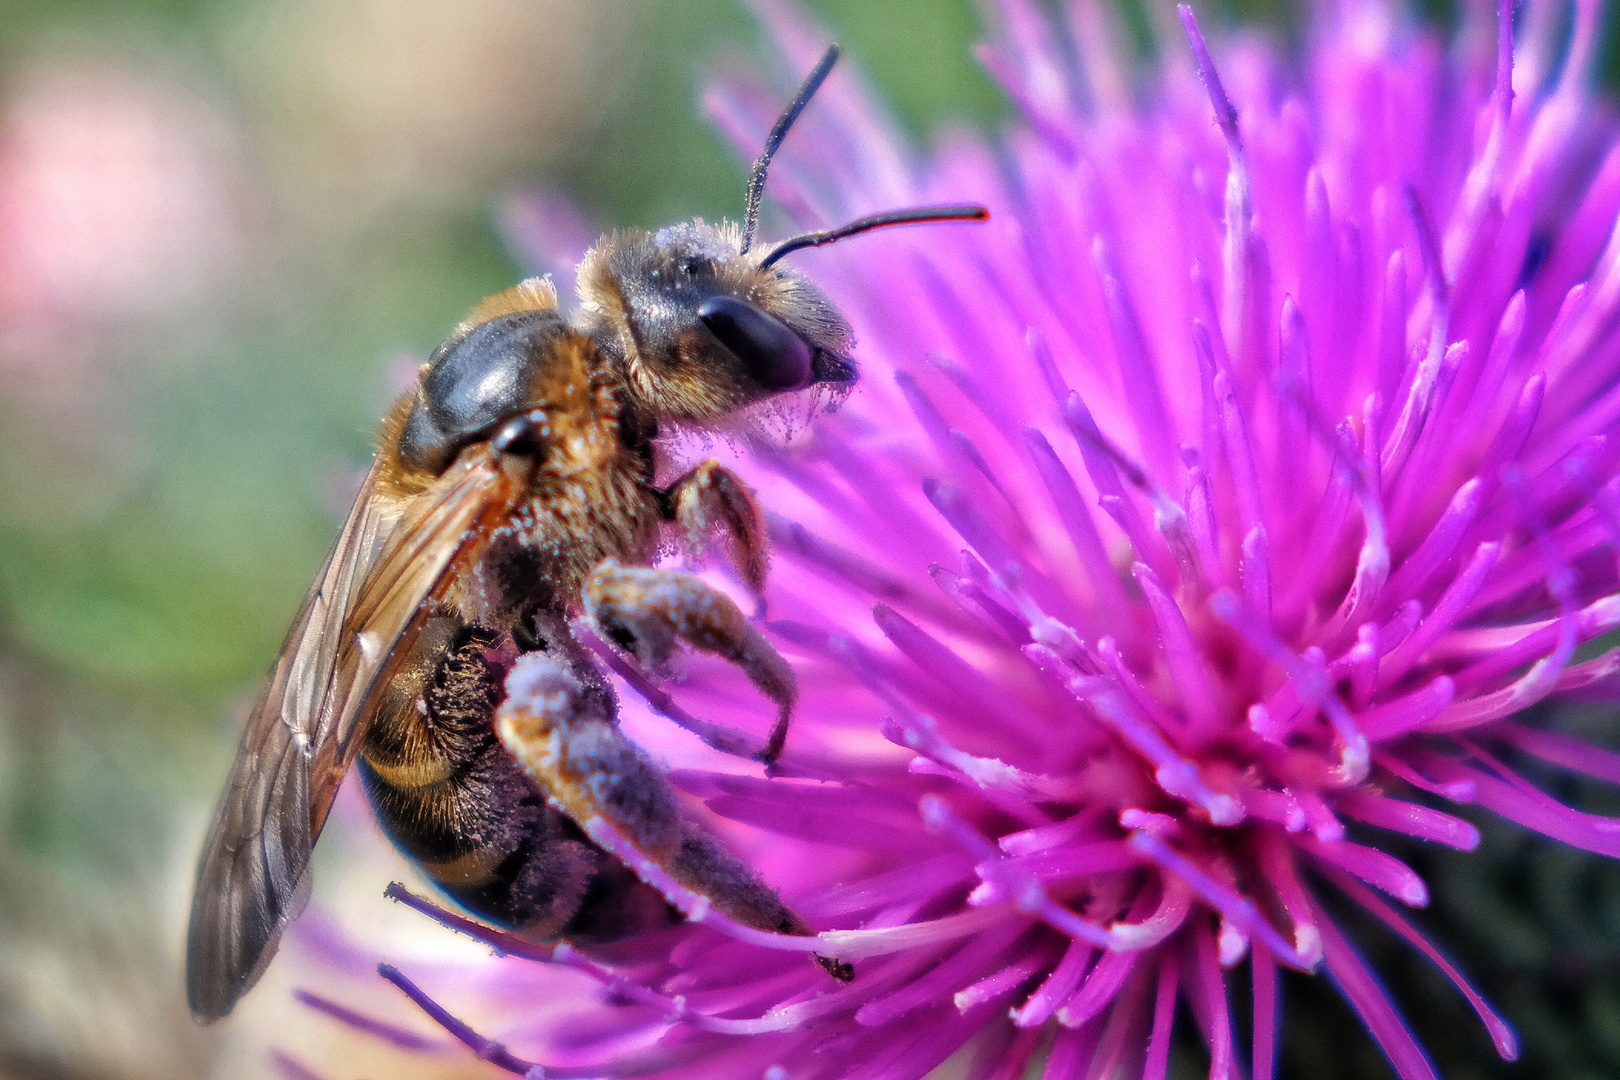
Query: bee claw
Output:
[[816, 954, 856, 982]]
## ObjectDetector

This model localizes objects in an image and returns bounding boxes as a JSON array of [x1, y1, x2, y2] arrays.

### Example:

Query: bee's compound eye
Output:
[[696, 296, 813, 392], [491, 411, 549, 458]]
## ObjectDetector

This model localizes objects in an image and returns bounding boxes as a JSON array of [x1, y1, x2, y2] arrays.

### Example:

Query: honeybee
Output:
[[185, 43, 986, 1023]]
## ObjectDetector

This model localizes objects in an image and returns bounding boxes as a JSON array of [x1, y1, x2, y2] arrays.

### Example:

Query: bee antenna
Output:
[[757, 205, 990, 268], [741, 43, 841, 255]]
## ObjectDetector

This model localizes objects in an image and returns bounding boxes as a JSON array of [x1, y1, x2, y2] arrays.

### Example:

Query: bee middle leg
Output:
[[493, 653, 817, 945], [583, 559, 796, 763]]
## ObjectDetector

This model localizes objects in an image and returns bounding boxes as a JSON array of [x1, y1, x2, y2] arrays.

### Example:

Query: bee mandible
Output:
[[186, 42, 987, 1023]]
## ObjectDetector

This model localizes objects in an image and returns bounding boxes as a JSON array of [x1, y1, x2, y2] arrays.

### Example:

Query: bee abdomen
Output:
[[360, 629, 676, 940], [361, 625, 501, 792]]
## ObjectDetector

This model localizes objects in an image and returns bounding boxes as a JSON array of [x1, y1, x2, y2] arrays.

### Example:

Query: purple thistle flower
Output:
[[310, 1, 1620, 1077]]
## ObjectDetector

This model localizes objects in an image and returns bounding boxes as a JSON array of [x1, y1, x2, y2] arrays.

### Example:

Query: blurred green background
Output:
[[0, 1, 1614, 1079]]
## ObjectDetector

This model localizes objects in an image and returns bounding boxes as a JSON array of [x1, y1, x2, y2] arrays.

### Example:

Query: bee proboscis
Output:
[[186, 42, 986, 1023]]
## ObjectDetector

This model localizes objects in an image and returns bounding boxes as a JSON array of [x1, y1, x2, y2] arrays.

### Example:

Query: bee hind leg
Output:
[[584, 559, 795, 763], [494, 654, 849, 979]]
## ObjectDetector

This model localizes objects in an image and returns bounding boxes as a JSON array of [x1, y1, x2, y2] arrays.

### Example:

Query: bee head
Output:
[[574, 43, 985, 427], [575, 220, 855, 423], [399, 43, 988, 462]]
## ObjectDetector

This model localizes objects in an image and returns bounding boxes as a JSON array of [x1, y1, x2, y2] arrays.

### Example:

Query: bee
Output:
[[185, 42, 987, 1023]]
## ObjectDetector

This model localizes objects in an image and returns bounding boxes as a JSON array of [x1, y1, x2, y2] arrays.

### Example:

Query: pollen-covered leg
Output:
[[661, 460, 769, 595], [493, 654, 818, 949], [584, 559, 797, 762]]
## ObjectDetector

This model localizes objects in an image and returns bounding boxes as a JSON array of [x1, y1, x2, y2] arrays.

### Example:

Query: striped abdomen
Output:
[[358, 622, 675, 941]]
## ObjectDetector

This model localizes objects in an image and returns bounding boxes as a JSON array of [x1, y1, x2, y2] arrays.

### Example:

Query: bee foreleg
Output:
[[584, 559, 796, 763], [494, 654, 817, 943], [660, 460, 768, 597]]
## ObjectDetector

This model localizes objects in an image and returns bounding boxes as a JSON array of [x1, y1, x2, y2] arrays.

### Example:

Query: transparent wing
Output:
[[185, 446, 519, 1022]]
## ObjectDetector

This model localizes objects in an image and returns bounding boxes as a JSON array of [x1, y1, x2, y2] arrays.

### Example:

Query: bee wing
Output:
[[186, 445, 519, 1022]]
